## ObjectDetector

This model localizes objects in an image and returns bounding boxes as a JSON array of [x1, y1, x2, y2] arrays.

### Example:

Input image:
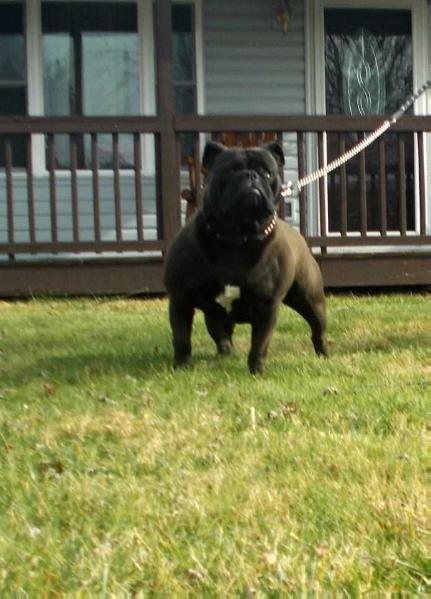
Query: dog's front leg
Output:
[[248, 300, 279, 374], [169, 294, 195, 368]]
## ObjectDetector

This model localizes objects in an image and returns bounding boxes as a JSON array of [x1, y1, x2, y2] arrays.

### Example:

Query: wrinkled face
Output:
[[203, 146, 283, 237]]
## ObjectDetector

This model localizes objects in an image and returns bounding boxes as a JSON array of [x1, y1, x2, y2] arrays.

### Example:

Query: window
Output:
[[172, 4, 196, 115], [171, 3, 196, 162], [42, 2, 139, 168], [325, 9, 413, 116], [0, 3, 26, 167]]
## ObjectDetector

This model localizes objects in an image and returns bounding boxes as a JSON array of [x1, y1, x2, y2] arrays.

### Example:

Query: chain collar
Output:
[[203, 211, 277, 245]]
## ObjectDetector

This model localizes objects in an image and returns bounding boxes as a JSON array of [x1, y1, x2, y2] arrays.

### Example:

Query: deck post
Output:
[[155, 0, 181, 251]]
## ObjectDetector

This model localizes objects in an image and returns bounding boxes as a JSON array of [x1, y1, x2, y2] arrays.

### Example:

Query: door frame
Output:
[[304, 0, 430, 236]]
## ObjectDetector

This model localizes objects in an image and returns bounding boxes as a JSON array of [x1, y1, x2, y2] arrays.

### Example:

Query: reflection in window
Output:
[[42, 2, 138, 169], [0, 4, 26, 167], [43, 34, 75, 116], [82, 33, 138, 116], [324, 9, 415, 233], [172, 4, 196, 162], [325, 9, 413, 116]]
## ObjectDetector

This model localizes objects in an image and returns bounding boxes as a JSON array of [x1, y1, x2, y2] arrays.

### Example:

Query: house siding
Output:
[[0, 173, 159, 251], [203, 0, 305, 115], [203, 0, 305, 224]]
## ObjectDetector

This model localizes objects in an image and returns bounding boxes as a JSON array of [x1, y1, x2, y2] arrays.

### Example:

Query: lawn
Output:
[[0, 293, 429, 594]]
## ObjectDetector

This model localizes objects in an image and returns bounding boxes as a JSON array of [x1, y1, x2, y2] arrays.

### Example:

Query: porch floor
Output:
[[0, 251, 429, 297]]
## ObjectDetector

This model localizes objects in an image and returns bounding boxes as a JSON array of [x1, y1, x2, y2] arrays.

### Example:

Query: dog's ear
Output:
[[202, 141, 226, 173], [265, 142, 285, 168]]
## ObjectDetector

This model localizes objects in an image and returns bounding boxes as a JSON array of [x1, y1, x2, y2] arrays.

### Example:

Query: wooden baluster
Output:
[[133, 132, 144, 242], [338, 133, 348, 237], [91, 133, 101, 244], [378, 137, 387, 237], [297, 131, 306, 236], [47, 133, 58, 243], [398, 134, 407, 236], [70, 133, 80, 243], [112, 132, 122, 242], [26, 134, 36, 244], [359, 133, 367, 237], [4, 136, 14, 246]]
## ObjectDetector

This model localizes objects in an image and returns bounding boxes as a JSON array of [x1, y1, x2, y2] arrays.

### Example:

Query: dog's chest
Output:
[[215, 285, 241, 313], [213, 275, 278, 321], [210, 246, 281, 316]]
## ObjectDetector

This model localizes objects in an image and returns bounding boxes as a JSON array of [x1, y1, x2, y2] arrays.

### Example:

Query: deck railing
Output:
[[0, 114, 430, 260], [0, 116, 166, 257], [175, 114, 431, 252]]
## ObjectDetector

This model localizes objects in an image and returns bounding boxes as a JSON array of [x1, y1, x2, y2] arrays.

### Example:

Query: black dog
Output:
[[164, 141, 328, 373]]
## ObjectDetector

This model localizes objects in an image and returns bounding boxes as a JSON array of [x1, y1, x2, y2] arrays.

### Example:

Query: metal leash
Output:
[[284, 79, 431, 197]]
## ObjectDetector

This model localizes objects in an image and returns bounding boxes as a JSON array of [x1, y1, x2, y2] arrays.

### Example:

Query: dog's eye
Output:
[[259, 169, 271, 180]]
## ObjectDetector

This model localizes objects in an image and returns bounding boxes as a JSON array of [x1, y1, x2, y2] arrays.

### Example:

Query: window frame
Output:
[[22, 0, 204, 175]]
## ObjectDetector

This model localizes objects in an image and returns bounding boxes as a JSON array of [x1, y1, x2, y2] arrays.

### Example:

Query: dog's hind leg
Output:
[[204, 311, 234, 355], [283, 282, 328, 357], [169, 295, 195, 368]]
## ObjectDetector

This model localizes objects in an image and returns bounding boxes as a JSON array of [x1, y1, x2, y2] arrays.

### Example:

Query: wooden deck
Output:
[[0, 0, 430, 296], [0, 114, 430, 296]]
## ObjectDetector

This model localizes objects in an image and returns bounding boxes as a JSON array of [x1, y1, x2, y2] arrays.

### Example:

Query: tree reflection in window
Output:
[[172, 3, 196, 164], [324, 9, 415, 233], [0, 4, 26, 167], [325, 9, 413, 116], [42, 2, 139, 169]]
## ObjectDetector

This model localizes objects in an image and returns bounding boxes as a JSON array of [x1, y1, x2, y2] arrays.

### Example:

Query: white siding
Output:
[[0, 174, 159, 247], [204, 0, 305, 115], [203, 0, 306, 224]]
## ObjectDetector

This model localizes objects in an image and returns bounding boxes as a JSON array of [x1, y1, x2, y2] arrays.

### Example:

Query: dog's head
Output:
[[201, 141, 284, 240]]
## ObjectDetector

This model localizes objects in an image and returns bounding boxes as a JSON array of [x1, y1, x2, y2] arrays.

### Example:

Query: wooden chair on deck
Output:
[[181, 131, 278, 221]]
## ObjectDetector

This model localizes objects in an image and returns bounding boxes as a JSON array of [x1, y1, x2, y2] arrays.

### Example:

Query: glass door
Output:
[[324, 8, 415, 233]]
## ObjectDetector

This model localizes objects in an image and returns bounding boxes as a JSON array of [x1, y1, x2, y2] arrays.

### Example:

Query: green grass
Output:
[[0, 294, 429, 595]]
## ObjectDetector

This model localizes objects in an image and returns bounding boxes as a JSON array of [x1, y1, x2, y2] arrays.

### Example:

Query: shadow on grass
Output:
[[1, 343, 233, 390], [2, 326, 428, 392], [1, 345, 172, 388]]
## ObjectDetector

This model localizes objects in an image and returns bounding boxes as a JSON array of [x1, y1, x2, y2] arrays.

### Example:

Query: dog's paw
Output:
[[173, 355, 192, 369], [312, 334, 329, 358], [217, 340, 233, 356], [248, 357, 264, 375]]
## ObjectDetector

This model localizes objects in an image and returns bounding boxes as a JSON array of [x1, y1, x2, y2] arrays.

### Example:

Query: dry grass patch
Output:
[[0, 293, 429, 594]]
